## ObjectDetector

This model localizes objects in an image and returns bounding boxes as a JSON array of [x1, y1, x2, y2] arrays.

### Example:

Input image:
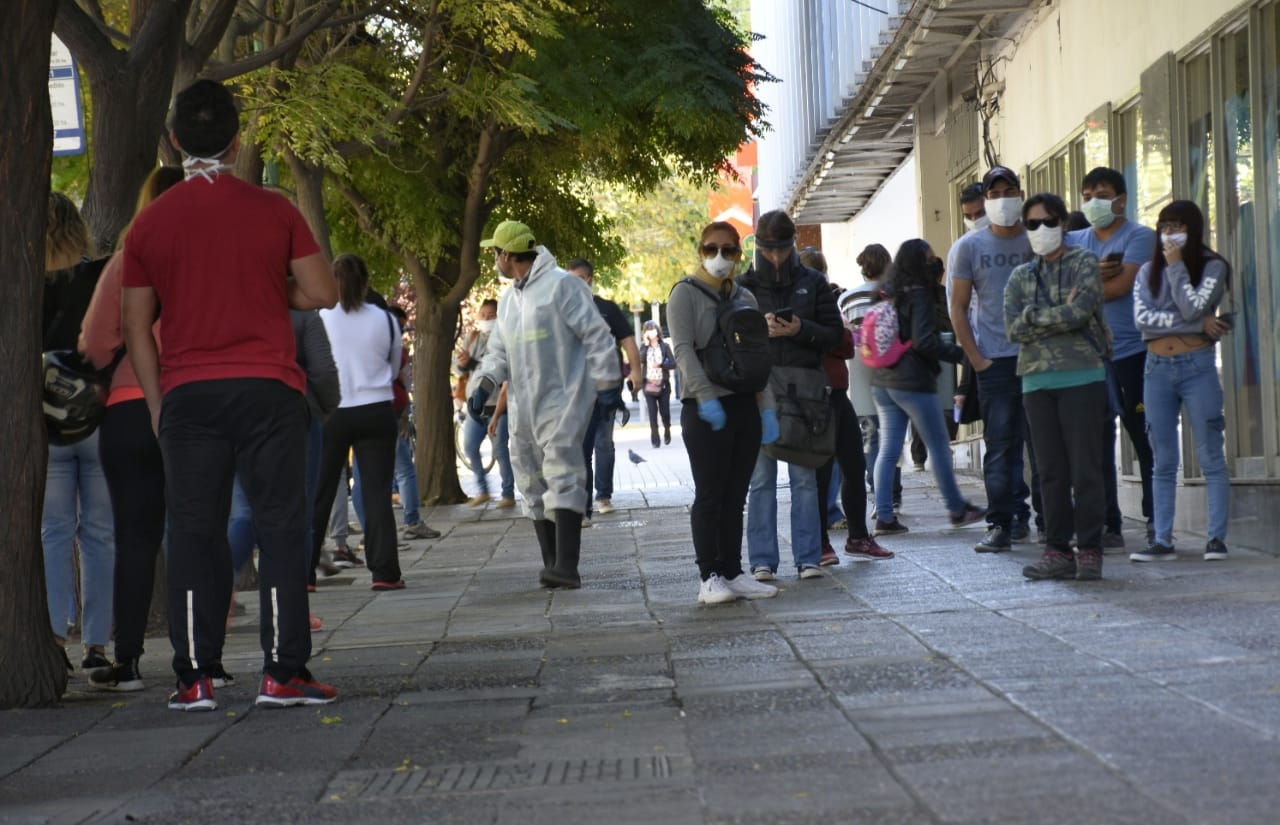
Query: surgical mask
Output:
[[1083, 197, 1118, 229], [963, 214, 990, 232], [181, 139, 234, 183], [1162, 232, 1188, 249], [1028, 225, 1063, 257], [986, 197, 1023, 228], [475, 319, 495, 334], [703, 252, 736, 279]]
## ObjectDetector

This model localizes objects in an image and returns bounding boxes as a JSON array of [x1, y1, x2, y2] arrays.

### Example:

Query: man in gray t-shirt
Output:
[[948, 166, 1036, 553]]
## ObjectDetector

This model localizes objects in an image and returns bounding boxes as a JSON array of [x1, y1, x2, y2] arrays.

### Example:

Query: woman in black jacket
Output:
[[869, 239, 984, 535], [638, 320, 675, 447]]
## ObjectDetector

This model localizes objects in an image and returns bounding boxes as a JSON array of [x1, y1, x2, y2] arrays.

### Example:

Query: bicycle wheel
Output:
[[454, 413, 474, 471]]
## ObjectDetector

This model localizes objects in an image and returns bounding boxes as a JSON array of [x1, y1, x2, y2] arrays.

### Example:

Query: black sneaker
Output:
[[1102, 531, 1126, 551], [82, 649, 110, 670], [88, 660, 143, 692], [207, 663, 235, 689], [1130, 542, 1176, 562], [974, 526, 1010, 553], [872, 519, 909, 536], [1204, 538, 1229, 561], [1023, 549, 1078, 580], [1009, 520, 1030, 542]]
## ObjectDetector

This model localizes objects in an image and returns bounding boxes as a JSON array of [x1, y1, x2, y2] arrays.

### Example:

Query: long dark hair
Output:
[[886, 239, 938, 311], [1148, 200, 1229, 295], [333, 253, 370, 312]]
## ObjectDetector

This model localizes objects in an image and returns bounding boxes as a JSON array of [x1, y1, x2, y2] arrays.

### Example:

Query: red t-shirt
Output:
[[122, 175, 319, 395]]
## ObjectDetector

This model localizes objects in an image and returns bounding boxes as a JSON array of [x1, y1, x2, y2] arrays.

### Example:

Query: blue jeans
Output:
[[1144, 348, 1230, 544], [747, 451, 821, 572], [872, 386, 969, 521], [594, 412, 616, 500], [43, 430, 114, 644], [464, 413, 514, 499], [826, 463, 845, 524], [975, 356, 1030, 530]]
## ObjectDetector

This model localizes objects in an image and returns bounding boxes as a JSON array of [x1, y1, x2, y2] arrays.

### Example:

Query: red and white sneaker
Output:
[[255, 669, 337, 708], [168, 676, 216, 712], [844, 536, 896, 560], [819, 542, 840, 566]]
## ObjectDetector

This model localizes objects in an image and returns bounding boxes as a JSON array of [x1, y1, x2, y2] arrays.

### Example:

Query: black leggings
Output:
[[99, 398, 166, 663], [646, 390, 671, 439], [681, 393, 760, 580], [818, 392, 870, 541]]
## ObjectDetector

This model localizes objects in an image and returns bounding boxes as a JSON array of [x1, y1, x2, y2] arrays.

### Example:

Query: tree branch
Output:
[[53, 1, 120, 77], [385, 0, 442, 129], [186, 0, 240, 68], [200, 0, 366, 81]]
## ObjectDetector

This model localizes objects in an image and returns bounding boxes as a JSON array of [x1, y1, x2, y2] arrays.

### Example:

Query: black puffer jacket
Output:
[[870, 286, 962, 393], [738, 263, 842, 370]]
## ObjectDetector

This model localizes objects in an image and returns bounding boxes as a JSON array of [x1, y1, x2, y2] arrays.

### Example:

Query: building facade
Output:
[[754, 0, 1279, 551]]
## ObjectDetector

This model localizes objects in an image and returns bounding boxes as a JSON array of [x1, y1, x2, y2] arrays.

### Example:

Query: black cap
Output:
[[982, 165, 1020, 193]]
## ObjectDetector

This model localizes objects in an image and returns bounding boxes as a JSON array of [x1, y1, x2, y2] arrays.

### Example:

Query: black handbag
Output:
[[762, 365, 836, 469]]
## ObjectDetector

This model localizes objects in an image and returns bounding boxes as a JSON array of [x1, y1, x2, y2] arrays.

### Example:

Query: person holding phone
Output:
[[1066, 168, 1157, 549], [1130, 200, 1232, 563]]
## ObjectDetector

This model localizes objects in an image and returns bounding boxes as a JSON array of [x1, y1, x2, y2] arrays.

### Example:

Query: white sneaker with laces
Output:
[[724, 574, 778, 600], [798, 564, 824, 580], [698, 574, 738, 605], [751, 566, 776, 582], [596, 498, 614, 514]]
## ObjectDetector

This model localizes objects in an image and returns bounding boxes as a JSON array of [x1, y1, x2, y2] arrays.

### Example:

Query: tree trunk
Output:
[[285, 151, 332, 259], [0, 0, 69, 709], [414, 288, 467, 505]]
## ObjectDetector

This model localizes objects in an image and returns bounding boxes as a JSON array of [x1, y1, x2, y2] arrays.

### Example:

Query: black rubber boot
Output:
[[542, 508, 582, 589], [532, 519, 557, 584]]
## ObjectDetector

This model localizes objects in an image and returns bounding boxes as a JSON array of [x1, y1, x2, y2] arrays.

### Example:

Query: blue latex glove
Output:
[[697, 398, 727, 431], [466, 384, 490, 421], [761, 408, 780, 445]]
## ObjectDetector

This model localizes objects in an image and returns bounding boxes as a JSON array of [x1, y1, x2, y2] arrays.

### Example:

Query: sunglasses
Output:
[[700, 244, 741, 257], [755, 237, 795, 251], [1025, 216, 1061, 231]]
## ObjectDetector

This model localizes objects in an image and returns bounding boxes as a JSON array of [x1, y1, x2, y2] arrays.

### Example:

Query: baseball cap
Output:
[[982, 166, 1020, 193], [480, 220, 537, 253]]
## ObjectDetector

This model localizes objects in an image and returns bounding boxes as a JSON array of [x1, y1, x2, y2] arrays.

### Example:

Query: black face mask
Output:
[[753, 247, 799, 286]]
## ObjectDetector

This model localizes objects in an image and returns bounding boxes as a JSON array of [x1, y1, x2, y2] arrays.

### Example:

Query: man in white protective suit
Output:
[[467, 220, 620, 589]]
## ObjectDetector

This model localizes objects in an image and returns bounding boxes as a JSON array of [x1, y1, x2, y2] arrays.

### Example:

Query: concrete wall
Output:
[[818, 154, 922, 288]]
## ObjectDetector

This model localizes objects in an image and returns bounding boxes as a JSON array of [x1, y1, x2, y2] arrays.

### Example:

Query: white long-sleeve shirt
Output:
[[319, 303, 402, 408]]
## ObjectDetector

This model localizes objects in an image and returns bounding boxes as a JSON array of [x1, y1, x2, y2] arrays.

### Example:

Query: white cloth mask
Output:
[[703, 253, 735, 279], [986, 197, 1024, 227], [1161, 232, 1188, 249], [1028, 225, 1063, 257], [475, 319, 495, 335], [963, 215, 991, 233], [1083, 197, 1118, 229]]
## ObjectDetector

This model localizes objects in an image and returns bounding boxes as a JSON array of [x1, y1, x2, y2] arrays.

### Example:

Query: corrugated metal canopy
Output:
[[789, 0, 1039, 224]]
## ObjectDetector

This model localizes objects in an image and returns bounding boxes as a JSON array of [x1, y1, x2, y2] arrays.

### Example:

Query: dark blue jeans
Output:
[[975, 356, 1030, 531], [1103, 350, 1154, 530]]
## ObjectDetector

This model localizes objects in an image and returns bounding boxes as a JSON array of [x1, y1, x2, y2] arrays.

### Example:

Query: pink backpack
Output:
[[857, 300, 912, 368]]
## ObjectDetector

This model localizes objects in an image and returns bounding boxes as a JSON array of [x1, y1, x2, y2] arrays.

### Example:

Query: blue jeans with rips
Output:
[[747, 450, 822, 573], [975, 356, 1030, 530], [1143, 348, 1230, 545]]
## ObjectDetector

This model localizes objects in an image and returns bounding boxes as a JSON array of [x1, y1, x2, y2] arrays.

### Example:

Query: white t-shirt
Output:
[[319, 303, 402, 408]]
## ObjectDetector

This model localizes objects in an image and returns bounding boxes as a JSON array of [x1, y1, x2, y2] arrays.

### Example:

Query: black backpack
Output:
[[679, 278, 773, 394]]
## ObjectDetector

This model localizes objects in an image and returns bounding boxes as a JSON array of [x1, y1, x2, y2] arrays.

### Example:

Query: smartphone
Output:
[[1218, 312, 1234, 329], [1105, 252, 1124, 263], [774, 306, 794, 322]]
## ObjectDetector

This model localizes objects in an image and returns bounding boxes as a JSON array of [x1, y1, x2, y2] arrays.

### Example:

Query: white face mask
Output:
[[1083, 197, 1118, 229], [986, 197, 1024, 227], [181, 139, 234, 183], [703, 252, 736, 279], [475, 318, 495, 334], [963, 215, 991, 233], [1028, 225, 1063, 257], [1161, 232, 1188, 249]]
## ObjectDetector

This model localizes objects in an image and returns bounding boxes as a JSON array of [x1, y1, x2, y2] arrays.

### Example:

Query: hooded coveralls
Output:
[[472, 247, 618, 520]]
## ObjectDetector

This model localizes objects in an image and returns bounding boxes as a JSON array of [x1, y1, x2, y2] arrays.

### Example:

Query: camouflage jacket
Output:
[[1003, 245, 1111, 377]]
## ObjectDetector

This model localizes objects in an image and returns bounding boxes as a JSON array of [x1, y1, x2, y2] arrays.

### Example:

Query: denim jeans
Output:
[[594, 410, 617, 500], [872, 386, 969, 521], [975, 356, 1030, 530], [747, 450, 822, 572], [1103, 350, 1155, 529], [464, 412, 514, 499], [859, 415, 901, 499], [43, 430, 115, 644], [1144, 348, 1230, 544], [328, 464, 354, 546]]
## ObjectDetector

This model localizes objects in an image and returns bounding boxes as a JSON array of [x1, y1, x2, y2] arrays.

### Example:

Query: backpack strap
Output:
[[677, 276, 732, 303]]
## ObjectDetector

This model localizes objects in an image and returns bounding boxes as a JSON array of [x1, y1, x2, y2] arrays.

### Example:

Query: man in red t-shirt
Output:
[[122, 79, 340, 711]]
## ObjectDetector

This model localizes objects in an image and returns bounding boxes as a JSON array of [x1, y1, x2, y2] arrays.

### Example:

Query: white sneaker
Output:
[[596, 498, 614, 514], [698, 574, 738, 605], [724, 574, 778, 600], [798, 564, 824, 580], [751, 566, 776, 582]]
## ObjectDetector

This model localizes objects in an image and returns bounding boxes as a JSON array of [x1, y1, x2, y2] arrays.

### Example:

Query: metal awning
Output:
[[789, 0, 1039, 224]]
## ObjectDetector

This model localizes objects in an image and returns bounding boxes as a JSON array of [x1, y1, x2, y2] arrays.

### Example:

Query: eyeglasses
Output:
[[1025, 217, 1061, 231], [700, 244, 741, 257]]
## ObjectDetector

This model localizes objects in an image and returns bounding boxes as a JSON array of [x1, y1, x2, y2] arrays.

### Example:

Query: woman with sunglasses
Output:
[[1129, 201, 1232, 563], [1003, 193, 1110, 581], [668, 222, 779, 605]]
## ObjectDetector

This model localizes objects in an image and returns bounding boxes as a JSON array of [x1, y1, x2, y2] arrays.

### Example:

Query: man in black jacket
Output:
[[739, 211, 844, 581]]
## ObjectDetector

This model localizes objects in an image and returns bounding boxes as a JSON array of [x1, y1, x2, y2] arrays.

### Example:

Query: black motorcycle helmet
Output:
[[42, 350, 108, 445]]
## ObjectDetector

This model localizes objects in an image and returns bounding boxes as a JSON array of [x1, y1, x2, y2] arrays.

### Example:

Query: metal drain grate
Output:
[[327, 755, 676, 800]]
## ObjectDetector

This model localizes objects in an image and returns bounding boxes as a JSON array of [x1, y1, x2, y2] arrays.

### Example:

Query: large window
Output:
[[1265, 3, 1280, 459], [1185, 51, 1217, 245], [1114, 102, 1142, 222]]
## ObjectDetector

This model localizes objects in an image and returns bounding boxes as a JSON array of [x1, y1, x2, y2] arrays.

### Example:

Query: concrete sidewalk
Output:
[[5, 415, 1280, 824]]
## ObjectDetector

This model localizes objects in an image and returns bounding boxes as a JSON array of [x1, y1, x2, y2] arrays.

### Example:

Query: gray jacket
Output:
[[291, 309, 340, 419], [1133, 257, 1229, 341]]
